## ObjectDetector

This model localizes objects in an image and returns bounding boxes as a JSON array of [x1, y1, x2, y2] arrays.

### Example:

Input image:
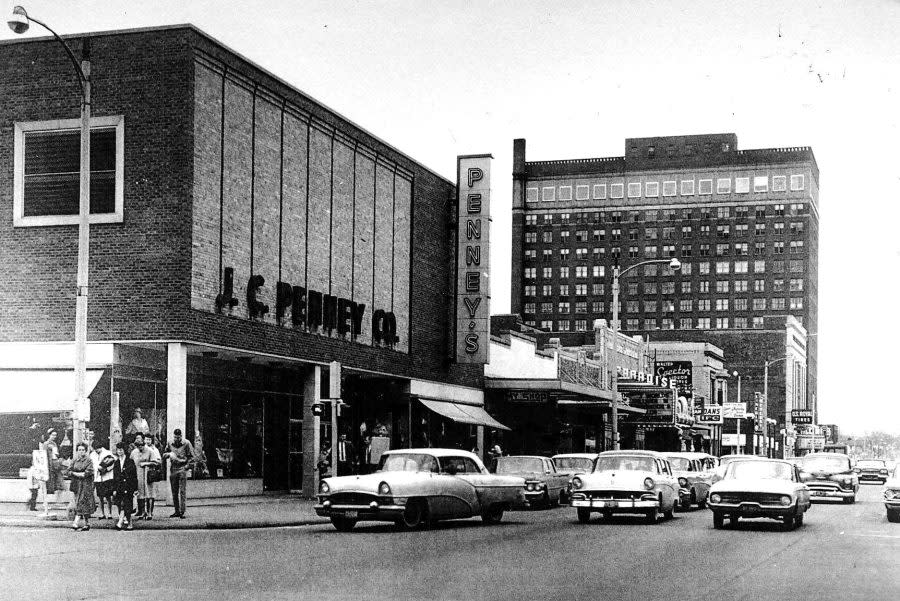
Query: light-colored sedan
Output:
[[708, 458, 811, 530], [315, 449, 526, 531], [495, 455, 570, 508], [667, 453, 714, 510], [569, 450, 679, 524], [884, 465, 900, 523]]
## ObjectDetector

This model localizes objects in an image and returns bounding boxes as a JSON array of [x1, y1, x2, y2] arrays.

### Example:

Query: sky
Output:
[[6, 0, 899, 435]]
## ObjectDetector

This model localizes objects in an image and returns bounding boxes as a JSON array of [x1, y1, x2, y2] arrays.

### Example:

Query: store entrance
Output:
[[263, 397, 289, 491]]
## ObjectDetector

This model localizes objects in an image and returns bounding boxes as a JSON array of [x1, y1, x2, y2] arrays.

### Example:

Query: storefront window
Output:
[[189, 387, 263, 479]]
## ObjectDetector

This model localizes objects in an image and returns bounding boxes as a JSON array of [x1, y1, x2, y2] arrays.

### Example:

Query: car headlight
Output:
[[886, 490, 897, 500], [710, 493, 722, 503], [572, 477, 583, 490], [842, 477, 853, 486], [644, 477, 655, 490], [780, 495, 793, 506], [880, 469, 889, 475], [378, 482, 391, 496], [526, 482, 535, 491], [319, 481, 330, 494], [853, 468, 861, 473], [678, 477, 689, 488]]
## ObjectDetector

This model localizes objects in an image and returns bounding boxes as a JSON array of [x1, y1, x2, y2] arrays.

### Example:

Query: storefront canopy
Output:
[[0, 370, 104, 414], [418, 398, 511, 431]]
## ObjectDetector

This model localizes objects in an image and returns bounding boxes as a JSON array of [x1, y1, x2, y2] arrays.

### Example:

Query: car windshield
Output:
[[801, 455, 851, 473], [379, 453, 439, 473], [496, 457, 543, 473], [595, 455, 656, 473], [726, 460, 793, 481], [554, 457, 595, 472], [667, 457, 692, 471], [857, 460, 885, 469]]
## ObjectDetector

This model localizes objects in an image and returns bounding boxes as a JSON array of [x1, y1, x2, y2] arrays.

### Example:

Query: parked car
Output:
[[884, 465, 900, 523], [315, 448, 526, 531], [708, 458, 811, 530], [666, 453, 714, 510], [569, 450, 679, 524], [799, 452, 858, 503], [495, 455, 570, 508], [854, 458, 890, 484], [551, 453, 599, 504]]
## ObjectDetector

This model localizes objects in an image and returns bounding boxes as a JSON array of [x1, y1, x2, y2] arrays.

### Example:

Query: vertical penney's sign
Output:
[[455, 154, 492, 363]]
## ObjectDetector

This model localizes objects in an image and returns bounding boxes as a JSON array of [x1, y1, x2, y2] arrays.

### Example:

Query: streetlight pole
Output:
[[732, 370, 741, 454], [9, 6, 91, 445], [764, 355, 789, 458], [610, 257, 680, 450]]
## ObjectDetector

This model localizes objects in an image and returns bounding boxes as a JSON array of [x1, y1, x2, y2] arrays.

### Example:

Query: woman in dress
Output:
[[68, 442, 96, 531], [143, 435, 162, 519], [112, 442, 138, 530], [43, 429, 65, 505]]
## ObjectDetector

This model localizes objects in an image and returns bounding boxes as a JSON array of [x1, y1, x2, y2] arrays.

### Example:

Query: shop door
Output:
[[263, 397, 289, 491]]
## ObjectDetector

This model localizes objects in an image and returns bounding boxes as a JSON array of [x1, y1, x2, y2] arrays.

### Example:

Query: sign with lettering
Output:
[[697, 402, 723, 425], [655, 361, 693, 398], [455, 155, 492, 363], [791, 409, 813, 424], [722, 402, 748, 419]]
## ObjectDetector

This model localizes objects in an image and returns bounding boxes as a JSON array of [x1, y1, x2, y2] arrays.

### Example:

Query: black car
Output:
[[855, 459, 890, 484], [799, 453, 858, 503]]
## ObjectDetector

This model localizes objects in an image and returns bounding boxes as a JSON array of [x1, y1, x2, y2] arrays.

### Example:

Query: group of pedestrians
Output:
[[27, 426, 195, 532]]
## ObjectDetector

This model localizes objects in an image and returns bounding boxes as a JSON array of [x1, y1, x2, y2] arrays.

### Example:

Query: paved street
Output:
[[0, 484, 896, 601]]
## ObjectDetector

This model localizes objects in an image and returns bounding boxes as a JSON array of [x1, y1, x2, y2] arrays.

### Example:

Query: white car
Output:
[[569, 450, 679, 524], [708, 458, 811, 530], [315, 449, 526, 531], [551, 453, 599, 504], [666, 452, 714, 510], [884, 465, 900, 523]]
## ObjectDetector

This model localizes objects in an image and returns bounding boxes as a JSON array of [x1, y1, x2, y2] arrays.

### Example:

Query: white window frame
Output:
[[526, 187, 539, 203], [593, 183, 607, 199], [575, 184, 590, 201], [753, 175, 768, 193], [716, 178, 731, 194], [558, 185, 573, 201], [645, 182, 660, 197], [660, 181, 676, 197], [542, 186, 556, 202], [610, 183, 624, 199], [772, 176, 787, 192], [680, 180, 694, 196], [735, 177, 750, 193], [627, 182, 642, 198], [790, 174, 805, 191], [14, 115, 125, 227], [698, 179, 713, 195]]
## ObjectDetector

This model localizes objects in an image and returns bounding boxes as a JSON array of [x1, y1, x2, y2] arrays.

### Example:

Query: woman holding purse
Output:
[[68, 442, 96, 531], [112, 442, 138, 531]]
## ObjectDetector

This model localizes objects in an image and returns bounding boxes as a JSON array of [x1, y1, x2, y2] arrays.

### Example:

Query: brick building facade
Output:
[[0, 26, 490, 498]]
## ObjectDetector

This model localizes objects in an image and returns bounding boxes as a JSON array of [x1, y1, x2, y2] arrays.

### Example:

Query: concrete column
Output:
[[476, 426, 484, 461], [166, 343, 188, 442], [301, 365, 322, 499]]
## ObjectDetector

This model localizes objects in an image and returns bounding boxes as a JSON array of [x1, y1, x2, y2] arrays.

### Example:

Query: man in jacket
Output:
[[164, 428, 195, 518]]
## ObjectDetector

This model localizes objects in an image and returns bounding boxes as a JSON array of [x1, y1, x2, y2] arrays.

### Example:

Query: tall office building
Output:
[[510, 134, 819, 445]]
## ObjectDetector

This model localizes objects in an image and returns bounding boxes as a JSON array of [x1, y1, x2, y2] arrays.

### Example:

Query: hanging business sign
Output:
[[455, 154, 492, 364], [655, 361, 693, 398], [722, 402, 748, 419], [791, 409, 813, 424]]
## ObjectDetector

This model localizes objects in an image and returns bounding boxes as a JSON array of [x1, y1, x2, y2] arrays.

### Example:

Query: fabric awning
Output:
[[0, 370, 104, 414], [418, 398, 511, 431]]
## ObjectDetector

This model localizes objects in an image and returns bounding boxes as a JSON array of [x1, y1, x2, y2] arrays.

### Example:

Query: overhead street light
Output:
[[10, 6, 92, 445], [610, 257, 681, 450]]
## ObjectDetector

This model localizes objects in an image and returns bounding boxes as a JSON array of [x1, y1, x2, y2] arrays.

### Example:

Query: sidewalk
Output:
[[0, 495, 329, 530]]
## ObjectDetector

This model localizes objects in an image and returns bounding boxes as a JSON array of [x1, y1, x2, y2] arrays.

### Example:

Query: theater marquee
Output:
[[455, 155, 492, 364]]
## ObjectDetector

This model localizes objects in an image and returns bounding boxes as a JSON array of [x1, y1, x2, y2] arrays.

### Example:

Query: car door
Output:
[[657, 459, 678, 509], [456, 456, 518, 511], [543, 458, 567, 498], [432, 456, 480, 518], [693, 459, 712, 498]]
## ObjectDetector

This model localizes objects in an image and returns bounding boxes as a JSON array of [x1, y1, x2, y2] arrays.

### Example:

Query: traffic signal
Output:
[[311, 402, 324, 417]]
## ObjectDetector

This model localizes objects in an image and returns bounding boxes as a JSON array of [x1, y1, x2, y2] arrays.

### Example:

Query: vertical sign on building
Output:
[[455, 154, 492, 363]]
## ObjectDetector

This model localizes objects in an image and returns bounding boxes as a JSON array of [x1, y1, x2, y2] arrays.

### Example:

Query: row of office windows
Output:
[[523, 316, 801, 332], [521, 278, 804, 294], [526, 175, 806, 204], [524, 221, 806, 240], [523, 297, 804, 315], [521, 260, 806, 286], [523, 240, 805, 259], [523, 204, 807, 227]]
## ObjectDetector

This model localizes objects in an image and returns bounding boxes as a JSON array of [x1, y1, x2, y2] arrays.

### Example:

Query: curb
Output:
[[0, 516, 329, 530]]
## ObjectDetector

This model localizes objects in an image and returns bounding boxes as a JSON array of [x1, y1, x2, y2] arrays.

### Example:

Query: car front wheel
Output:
[[481, 504, 504, 525], [399, 500, 429, 529], [843, 495, 856, 504], [712, 512, 724, 529], [577, 508, 592, 523], [330, 516, 357, 532], [782, 512, 796, 531], [645, 508, 659, 524], [887, 508, 900, 523]]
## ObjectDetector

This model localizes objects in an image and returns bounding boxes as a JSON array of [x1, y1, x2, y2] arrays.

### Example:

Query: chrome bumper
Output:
[[808, 488, 854, 499], [571, 497, 659, 511], [707, 501, 793, 516], [314, 503, 406, 521]]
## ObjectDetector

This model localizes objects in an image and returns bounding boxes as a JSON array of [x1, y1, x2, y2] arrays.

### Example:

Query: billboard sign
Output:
[[722, 402, 748, 419], [455, 155, 492, 363], [655, 361, 693, 398], [791, 409, 813, 424], [697, 402, 723, 425]]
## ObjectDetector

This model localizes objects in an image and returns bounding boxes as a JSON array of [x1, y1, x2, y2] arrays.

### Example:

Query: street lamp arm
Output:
[[10, 7, 88, 98], [616, 257, 676, 278], [765, 356, 790, 369]]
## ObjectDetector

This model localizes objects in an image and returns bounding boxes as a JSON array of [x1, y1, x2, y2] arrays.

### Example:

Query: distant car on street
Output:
[[707, 458, 811, 530], [569, 450, 679, 524], [315, 449, 526, 531], [666, 453, 714, 510], [551, 453, 599, 504], [495, 455, 570, 508], [799, 452, 859, 503], [884, 465, 900, 523], [855, 458, 890, 484]]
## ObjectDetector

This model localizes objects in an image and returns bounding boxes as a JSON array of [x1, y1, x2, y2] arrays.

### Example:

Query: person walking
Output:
[[68, 442, 96, 531], [112, 442, 138, 530], [90, 440, 116, 520], [26, 440, 49, 514], [163, 428, 195, 518], [129, 433, 157, 520]]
